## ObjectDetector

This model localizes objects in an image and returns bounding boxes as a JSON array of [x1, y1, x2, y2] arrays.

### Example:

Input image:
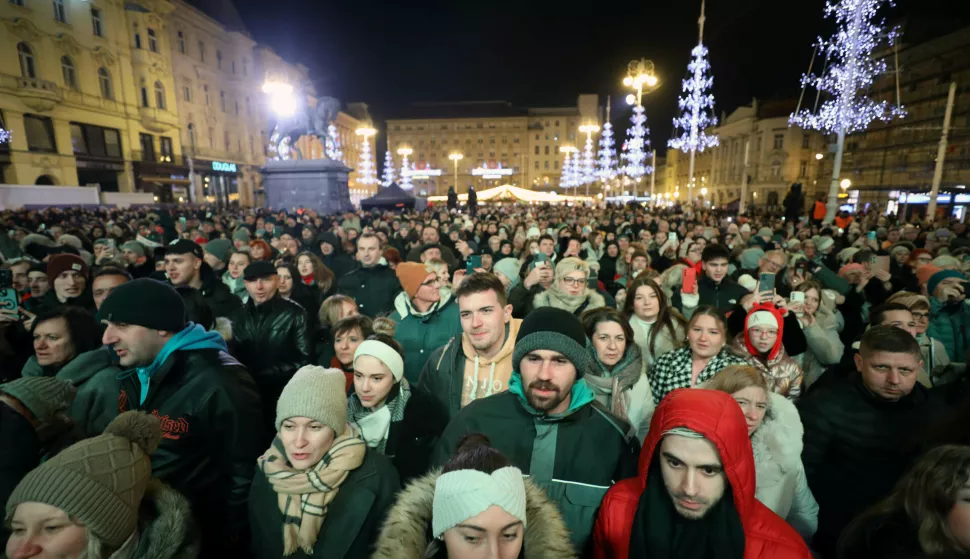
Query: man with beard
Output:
[[432, 306, 639, 554], [592, 388, 811, 558], [419, 272, 523, 421]]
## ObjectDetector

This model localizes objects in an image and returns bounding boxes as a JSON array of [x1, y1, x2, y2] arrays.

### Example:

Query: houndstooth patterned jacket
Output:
[[649, 346, 748, 404]]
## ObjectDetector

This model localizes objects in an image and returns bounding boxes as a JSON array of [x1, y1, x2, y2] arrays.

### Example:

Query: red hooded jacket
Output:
[[592, 389, 812, 559]]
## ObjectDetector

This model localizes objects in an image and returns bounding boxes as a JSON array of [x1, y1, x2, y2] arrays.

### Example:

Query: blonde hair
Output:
[[318, 294, 355, 329], [702, 365, 769, 395], [554, 257, 590, 282], [424, 258, 449, 275], [932, 255, 961, 271], [886, 291, 931, 311]]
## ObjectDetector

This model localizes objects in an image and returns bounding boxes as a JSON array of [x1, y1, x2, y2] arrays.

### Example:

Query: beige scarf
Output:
[[258, 428, 366, 555]]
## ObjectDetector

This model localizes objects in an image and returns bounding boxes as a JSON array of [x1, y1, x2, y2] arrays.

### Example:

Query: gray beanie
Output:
[[512, 307, 592, 377], [275, 366, 348, 434], [0, 376, 76, 424], [205, 238, 233, 264], [120, 241, 146, 258]]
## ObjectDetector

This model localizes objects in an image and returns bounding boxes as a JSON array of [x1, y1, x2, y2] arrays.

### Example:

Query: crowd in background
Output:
[[1, 190, 970, 558]]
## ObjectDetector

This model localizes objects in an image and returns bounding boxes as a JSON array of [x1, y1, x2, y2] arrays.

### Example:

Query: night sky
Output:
[[234, 0, 970, 151]]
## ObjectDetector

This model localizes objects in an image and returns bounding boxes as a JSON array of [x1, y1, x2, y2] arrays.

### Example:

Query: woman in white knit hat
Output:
[[248, 365, 400, 558], [373, 433, 575, 559], [346, 333, 446, 482]]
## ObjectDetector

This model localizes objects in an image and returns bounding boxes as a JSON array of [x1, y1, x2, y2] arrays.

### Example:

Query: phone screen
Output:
[[0, 287, 19, 320], [532, 253, 548, 269], [759, 272, 776, 294], [871, 255, 890, 274]]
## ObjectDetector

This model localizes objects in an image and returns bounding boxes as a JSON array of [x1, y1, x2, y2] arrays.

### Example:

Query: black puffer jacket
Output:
[[317, 232, 356, 280], [231, 294, 311, 432], [336, 263, 402, 317], [90, 347, 264, 556], [198, 263, 242, 318], [797, 373, 949, 558]]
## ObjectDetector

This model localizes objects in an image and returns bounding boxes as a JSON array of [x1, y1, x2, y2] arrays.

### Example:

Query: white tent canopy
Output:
[[428, 184, 592, 204]]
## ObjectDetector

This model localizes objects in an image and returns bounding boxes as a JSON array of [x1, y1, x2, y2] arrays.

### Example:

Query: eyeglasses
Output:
[[911, 311, 929, 321], [762, 260, 785, 272], [561, 276, 588, 287], [421, 278, 442, 287]]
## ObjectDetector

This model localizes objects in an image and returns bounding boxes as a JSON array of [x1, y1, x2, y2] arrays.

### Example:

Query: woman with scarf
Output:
[[622, 274, 687, 368], [581, 307, 655, 441], [703, 365, 819, 539], [373, 433, 575, 559], [249, 366, 400, 559], [531, 257, 607, 316], [346, 334, 445, 482]]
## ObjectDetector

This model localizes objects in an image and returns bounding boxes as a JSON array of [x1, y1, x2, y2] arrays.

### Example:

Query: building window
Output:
[[70, 122, 123, 158], [555, 120, 559, 127], [771, 161, 781, 177], [245, 96, 250, 116], [10, 0, 25, 6], [24, 114, 56, 152], [177, 31, 185, 53], [216, 50, 222, 70], [534, 161, 539, 170], [198, 41, 205, 62], [234, 100, 238, 115], [799, 160, 807, 177], [554, 160, 559, 170], [17, 43, 36, 78], [802, 134, 810, 149], [98, 67, 112, 99], [207, 127, 214, 148], [187, 123, 196, 149], [139, 133, 154, 160], [773, 134, 783, 150], [544, 146, 549, 155], [249, 135, 254, 157], [231, 60, 236, 74], [154, 81, 165, 109], [242, 58, 248, 76], [140, 86, 148, 107], [70, 123, 86, 154], [224, 130, 230, 151], [183, 85, 191, 102], [219, 90, 226, 112], [534, 146, 539, 155], [104, 128, 121, 157], [60, 56, 78, 90], [544, 161, 549, 169], [52, 0, 66, 22], [160, 136, 173, 160], [134, 27, 141, 49], [203, 84, 209, 105], [147, 29, 158, 53], [91, 8, 104, 37]]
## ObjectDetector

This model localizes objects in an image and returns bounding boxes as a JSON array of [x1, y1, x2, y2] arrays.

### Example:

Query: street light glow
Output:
[[625, 94, 636, 106], [448, 152, 464, 161], [840, 178, 851, 189], [579, 123, 600, 134], [263, 81, 297, 117], [355, 126, 377, 137], [622, 76, 634, 87], [815, 152, 824, 160], [397, 146, 413, 156]]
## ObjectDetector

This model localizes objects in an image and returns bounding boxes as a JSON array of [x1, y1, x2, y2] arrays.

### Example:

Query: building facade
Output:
[[385, 95, 600, 196]]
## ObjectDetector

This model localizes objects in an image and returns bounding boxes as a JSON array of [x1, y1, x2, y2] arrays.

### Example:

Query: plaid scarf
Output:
[[347, 379, 412, 453], [258, 429, 366, 555]]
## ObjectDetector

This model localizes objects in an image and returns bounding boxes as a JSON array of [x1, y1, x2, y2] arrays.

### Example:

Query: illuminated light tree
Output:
[[559, 149, 575, 188], [668, 0, 719, 205], [597, 105, 618, 184], [622, 104, 652, 183], [569, 151, 582, 190], [581, 134, 596, 187], [355, 129, 377, 185], [790, 0, 905, 223], [381, 150, 396, 187], [0, 128, 10, 144], [325, 125, 344, 163], [398, 148, 413, 190]]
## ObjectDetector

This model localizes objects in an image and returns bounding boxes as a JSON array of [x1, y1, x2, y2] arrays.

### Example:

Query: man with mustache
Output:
[[432, 306, 639, 555], [796, 325, 946, 558]]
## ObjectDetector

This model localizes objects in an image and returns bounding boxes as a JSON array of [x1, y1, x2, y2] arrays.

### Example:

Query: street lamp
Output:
[[622, 59, 661, 106], [815, 153, 824, 160], [840, 178, 851, 189], [262, 81, 296, 117], [448, 152, 464, 193]]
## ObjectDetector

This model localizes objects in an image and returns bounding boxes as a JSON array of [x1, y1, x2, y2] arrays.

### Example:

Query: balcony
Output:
[[138, 106, 178, 133], [0, 74, 61, 112]]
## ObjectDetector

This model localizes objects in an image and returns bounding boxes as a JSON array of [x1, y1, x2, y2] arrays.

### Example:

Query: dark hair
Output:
[[441, 433, 512, 475], [454, 272, 508, 306], [538, 233, 555, 245], [357, 232, 383, 248], [175, 286, 214, 331], [366, 333, 405, 360], [687, 306, 729, 343], [333, 314, 375, 340], [701, 244, 731, 263], [92, 265, 132, 282], [860, 324, 922, 359], [31, 307, 101, 357], [580, 307, 636, 362], [870, 302, 914, 328], [622, 275, 687, 356]]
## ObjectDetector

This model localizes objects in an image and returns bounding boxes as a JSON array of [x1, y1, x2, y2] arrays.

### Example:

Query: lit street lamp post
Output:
[[449, 152, 464, 195], [622, 59, 660, 200], [397, 146, 413, 189], [578, 123, 600, 198]]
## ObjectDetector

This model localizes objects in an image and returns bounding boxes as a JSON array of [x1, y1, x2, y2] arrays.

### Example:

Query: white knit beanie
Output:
[[747, 310, 779, 331], [275, 366, 347, 433], [432, 466, 527, 538]]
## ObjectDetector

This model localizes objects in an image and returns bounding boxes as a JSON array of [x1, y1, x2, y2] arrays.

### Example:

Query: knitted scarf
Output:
[[346, 380, 412, 453], [258, 429, 366, 555], [540, 285, 593, 314], [584, 339, 643, 418]]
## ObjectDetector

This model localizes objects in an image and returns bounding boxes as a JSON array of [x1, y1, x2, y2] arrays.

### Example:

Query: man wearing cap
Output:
[[432, 306, 639, 553], [337, 232, 402, 317], [925, 266, 970, 362], [94, 278, 263, 554], [231, 260, 311, 438], [164, 239, 241, 318]]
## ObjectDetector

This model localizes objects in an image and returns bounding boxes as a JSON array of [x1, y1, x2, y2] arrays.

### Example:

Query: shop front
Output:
[[132, 156, 192, 204], [195, 159, 241, 208]]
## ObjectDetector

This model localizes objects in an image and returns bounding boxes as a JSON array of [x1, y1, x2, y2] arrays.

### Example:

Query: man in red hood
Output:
[[592, 389, 811, 559]]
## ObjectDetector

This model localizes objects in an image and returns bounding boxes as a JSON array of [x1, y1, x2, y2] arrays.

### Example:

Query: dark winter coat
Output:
[[248, 449, 400, 559], [230, 294, 311, 434], [337, 263, 402, 317], [836, 510, 924, 559], [0, 403, 40, 545], [195, 263, 242, 318], [20, 347, 120, 437], [317, 232, 356, 280], [92, 347, 264, 555], [372, 469, 577, 559], [672, 273, 749, 315], [390, 291, 462, 384], [117, 479, 199, 559], [31, 289, 96, 315], [797, 373, 948, 558]]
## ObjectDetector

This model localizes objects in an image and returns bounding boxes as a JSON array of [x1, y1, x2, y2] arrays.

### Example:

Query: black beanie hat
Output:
[[97, 278, 186, 333], [512, 307, 591, 377]]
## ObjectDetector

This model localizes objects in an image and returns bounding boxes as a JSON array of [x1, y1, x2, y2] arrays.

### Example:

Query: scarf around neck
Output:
[[584, 339, 643, 418], [542, 285, 591, 314], [258, 429, 366, 555], [347, 380, 412, 453]]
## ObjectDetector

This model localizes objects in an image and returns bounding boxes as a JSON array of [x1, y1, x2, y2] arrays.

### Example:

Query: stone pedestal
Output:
[[261, 158, 353, 214]]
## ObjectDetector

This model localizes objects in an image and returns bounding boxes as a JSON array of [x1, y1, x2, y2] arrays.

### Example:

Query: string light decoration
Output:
[[325, 125, 344, 163], [790, 0, 905, 223], [0, 128, 10, 144], [597, 110, 618, 183], [580, 134, 597, 186], [559, 149, 574, 188], [381, 150, 396, 187], [569, 151, 582, 189], [668, 0, 719, 203], [622, 104, 652, 181], [355, 130, 377, 185], [398, 148, 413, 190]]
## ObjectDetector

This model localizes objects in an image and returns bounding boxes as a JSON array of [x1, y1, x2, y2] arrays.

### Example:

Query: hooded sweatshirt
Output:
[[460, 318, 522, 407], [124, 323, 227, 404]]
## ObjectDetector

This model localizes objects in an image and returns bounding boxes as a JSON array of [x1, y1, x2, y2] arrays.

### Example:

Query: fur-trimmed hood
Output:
[[533, 287, 606, 315], [95, 479, 197, 559], [372, 469, 576, 559], [212, 316, 233, 341], [751, 392, 804, 485]]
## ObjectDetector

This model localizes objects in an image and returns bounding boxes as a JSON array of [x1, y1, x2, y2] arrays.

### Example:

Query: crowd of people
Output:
[[1, 194, 970, 558]]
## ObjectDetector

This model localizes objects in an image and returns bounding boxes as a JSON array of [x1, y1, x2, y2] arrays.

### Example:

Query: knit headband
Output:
[[432, 466, 527, 539], [353, 340, 405, 382]]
